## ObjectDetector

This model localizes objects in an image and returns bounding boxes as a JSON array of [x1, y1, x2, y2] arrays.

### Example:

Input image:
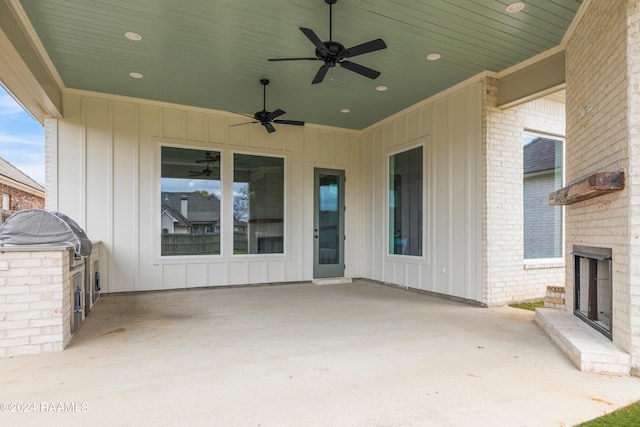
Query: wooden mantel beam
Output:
[[549, 172, 625, 206]]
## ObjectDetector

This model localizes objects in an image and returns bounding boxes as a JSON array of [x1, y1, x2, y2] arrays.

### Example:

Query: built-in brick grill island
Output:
[[0, 209, 101, 357]]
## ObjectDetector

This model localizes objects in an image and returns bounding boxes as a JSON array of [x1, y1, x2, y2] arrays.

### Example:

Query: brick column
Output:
[[482, 77, 566, 306], [564, 0, 636, 373], [626, 0, 640, 374]]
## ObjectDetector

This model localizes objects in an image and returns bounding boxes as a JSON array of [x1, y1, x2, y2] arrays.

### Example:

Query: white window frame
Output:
[[386, 142, 426, 260], [157, 143, 223, 260], [230, 150, 287, 258], [522, 131, 565, 265]]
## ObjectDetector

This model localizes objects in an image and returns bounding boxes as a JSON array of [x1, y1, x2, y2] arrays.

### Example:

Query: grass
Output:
[[575, 401, 640, 426], [508, 300, 544, 311]]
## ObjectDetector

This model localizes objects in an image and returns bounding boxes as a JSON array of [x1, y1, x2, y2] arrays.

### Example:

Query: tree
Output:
[[196, 190, 220, 199], [233, 183, 249, 222]]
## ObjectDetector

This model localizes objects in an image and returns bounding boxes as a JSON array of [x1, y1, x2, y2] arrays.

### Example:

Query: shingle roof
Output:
[[523, 137, 561, 174], [0, 156, 44, 192], [161, 204, 191, 227], [161, 192, 220, 223]]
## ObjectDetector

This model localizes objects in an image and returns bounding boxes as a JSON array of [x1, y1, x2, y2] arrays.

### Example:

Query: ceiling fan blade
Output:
[[229, 121, 257, 127], [267, 109, 286, 121], [231, 111, 255, 119], [268, 57, 318, 61], [340, 60, 381, 80], [312, 64, 330, 84], [263, 122, 276, 133], [274, 119, 305, 126], [300, 27, 328, 55], [340, 38, 387, 59]]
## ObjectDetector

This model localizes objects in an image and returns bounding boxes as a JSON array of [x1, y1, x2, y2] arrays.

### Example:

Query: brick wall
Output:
[[628, 0, 640, 374], [483, 77, 566, 306], [565, 0, 633, 360], [0, 183, 45, 222]]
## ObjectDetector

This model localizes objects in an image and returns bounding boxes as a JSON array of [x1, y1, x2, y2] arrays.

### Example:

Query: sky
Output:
[[161, 177, 221, 196], [0, 84, 45, 185]]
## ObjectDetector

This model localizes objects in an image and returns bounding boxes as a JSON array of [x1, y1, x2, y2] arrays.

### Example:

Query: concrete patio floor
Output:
[[1, 279, 639, 427]]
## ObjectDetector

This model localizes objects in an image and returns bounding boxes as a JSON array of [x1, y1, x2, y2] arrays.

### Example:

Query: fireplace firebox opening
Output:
[[573, 245, 612, 339]]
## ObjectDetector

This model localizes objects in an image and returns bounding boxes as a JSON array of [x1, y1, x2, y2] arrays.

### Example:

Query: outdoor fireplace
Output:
[[573, 245, 612, 339]]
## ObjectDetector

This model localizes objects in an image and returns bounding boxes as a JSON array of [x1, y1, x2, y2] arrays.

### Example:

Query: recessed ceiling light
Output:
[[129, 72, 144, 79], [340, 108, 350, 113], [506, 2, 525, 13], [426, 53, 441, 61], [124, 31, 142, 41], [376, 85, 388, 92]]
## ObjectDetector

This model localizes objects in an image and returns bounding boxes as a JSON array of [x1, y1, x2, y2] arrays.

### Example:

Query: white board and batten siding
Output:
[[360, 81, 483, 302], [52, 91, 362, 293], [51, 80, 483, 302]]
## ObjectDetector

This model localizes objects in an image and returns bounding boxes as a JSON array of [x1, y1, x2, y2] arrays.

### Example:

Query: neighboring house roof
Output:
[[161, 192, 220, 224], [523, 137, 561, 174], [161, 205, 190, 228], [0, 156, 44, 193]]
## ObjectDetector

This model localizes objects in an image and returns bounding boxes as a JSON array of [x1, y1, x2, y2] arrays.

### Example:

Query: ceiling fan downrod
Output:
[[327, 0, 336, 41], [260, 78, 269, 111]]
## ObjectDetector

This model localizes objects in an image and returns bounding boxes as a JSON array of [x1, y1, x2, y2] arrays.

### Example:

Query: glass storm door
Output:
[[314, 168, 345, 278]]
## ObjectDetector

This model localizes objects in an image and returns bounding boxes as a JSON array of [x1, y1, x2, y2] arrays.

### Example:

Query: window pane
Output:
[[318, 173, 340, 265], [389, 146, 423, 256], [160, 147, 221, 256], [234, 154, 284, 254], [523, 135, 563, 259]]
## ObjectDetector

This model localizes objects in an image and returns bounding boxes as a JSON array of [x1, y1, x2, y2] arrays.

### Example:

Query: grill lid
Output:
[[0, 209, 92, 257]]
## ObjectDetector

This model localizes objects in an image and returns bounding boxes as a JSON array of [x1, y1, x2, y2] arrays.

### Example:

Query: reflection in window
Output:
[[523, 134, 563, 259], [389, 146, 423, 256], [233, 154, 284, 254], [160, 147, 221, 256], [318, 173, 340, 265]]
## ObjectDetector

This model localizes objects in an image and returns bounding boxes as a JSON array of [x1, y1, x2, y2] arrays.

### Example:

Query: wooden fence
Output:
[[161, 233, 248, 255]]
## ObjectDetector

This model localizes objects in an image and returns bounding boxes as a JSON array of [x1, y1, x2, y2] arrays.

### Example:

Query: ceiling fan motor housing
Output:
[[317, 41, 345, 66], [254, 110, 270, 123]]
